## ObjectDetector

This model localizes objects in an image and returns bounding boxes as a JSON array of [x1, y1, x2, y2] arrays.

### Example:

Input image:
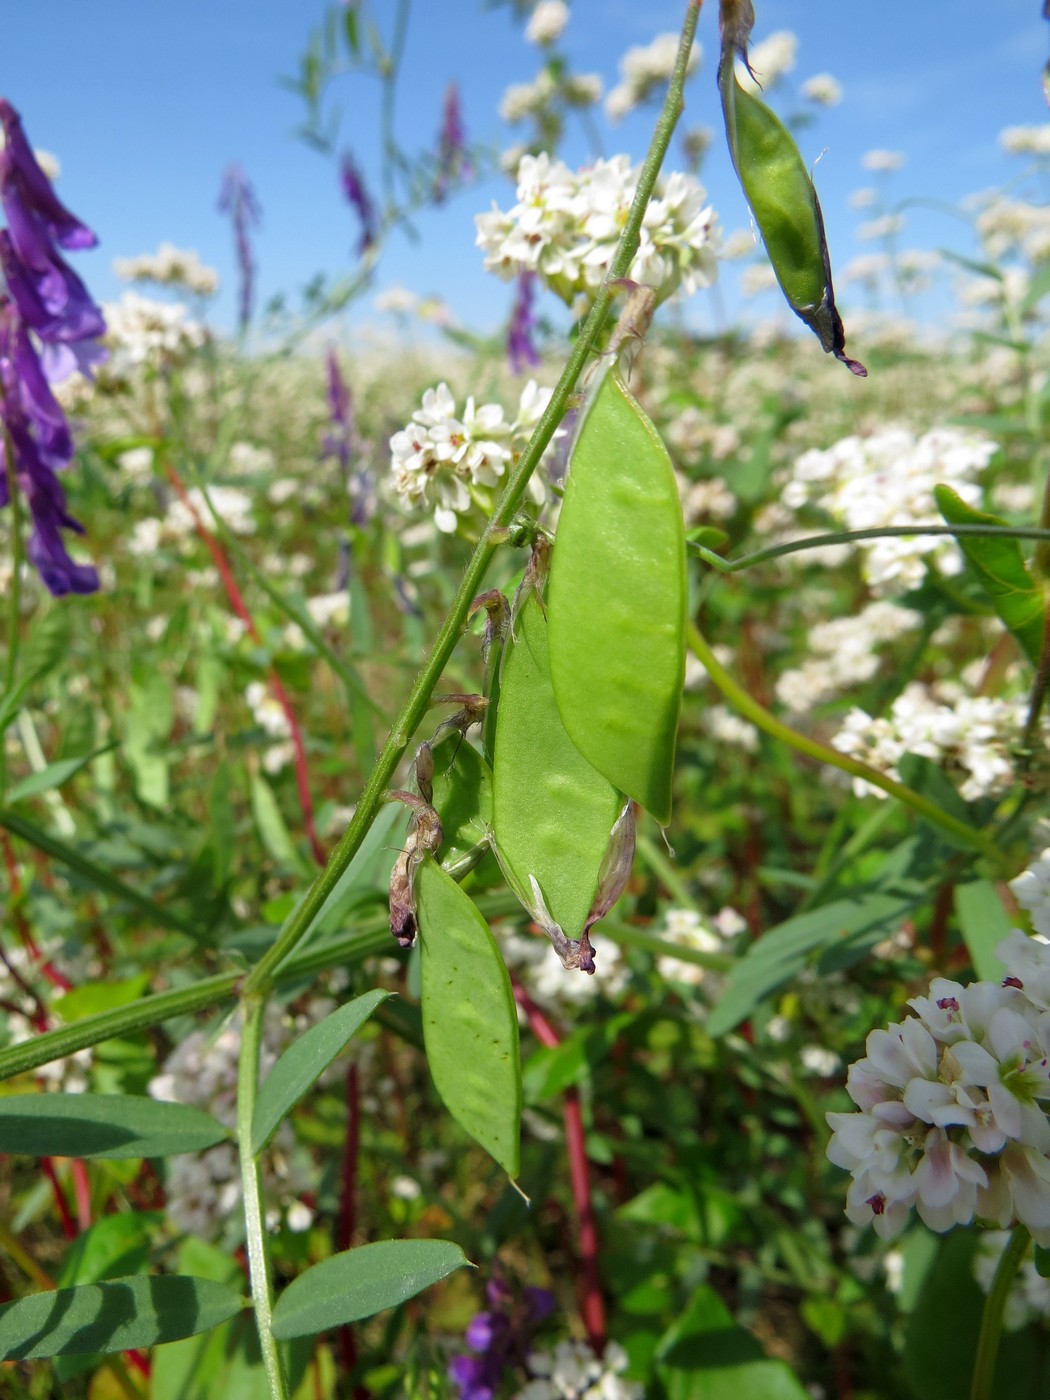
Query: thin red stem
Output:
[[163, 464, 326, 866], [40, 1157, 77, 1239], [512, 982, 607, 1356]]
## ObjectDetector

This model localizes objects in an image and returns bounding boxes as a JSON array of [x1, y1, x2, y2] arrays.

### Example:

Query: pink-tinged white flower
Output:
[[1009, 857, 1050, 943], [828, 939, 1050, 1242]]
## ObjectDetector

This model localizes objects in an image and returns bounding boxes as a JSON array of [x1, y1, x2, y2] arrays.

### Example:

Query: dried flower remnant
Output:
[[340, 151, 378, 257], [0, 98, 107, 594], [217, 162, 261, 333], [826, 932, 1050, 1243], [476, 153, 719, 307]]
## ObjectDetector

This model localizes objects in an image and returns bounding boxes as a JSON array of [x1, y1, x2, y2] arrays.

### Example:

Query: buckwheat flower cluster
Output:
[[775, 600, 922, 713], [1010, 849, 1050, 939], [113, 242, 219, 296], [475, 153, 719, 308], [0, 98, 107, 594], [802, 73, 843, 106], [516, 1339, 640, 1400], [149, 1005, 319, 1239], [1001, 125, 1050, 158], [831, 681, 1030, 802], [655, 905, 745, 991], [828, 931, 1050, 1242], [388, 379, 554, 532], [605, 32, 700, 121], [102, 291, 207, 370], [525, 0, 569, 47], [782, 426, 998, 594]]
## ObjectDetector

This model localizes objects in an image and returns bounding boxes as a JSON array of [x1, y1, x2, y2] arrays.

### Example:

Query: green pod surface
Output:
[[718, 53, 865, 376], [430, 733, 493, 879], [416, 856, 521, 1177], [493, 590, 622, 938], [546, 370, 686, 826]]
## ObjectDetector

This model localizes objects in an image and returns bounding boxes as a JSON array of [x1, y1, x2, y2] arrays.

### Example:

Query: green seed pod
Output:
[[429, 731, 493, 880], [718, 46, 866, 376], [416, 856, 521, 1177], [546, 368, 687, 826], [492, 589, 622, 957]]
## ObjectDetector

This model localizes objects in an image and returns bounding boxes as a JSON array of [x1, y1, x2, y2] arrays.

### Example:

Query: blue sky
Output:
[[5, 0, 1047, 339]]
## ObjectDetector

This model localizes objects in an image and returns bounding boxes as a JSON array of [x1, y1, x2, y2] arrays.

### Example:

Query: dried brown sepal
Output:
[[428, 693, 489, 747], [414, 741, 435, 806], [719, 0, 755, 62], [510, 535, 552, 637], [607, 282, 657, 379], [386, 788, 443, 948], [469, 589, 511, 664]]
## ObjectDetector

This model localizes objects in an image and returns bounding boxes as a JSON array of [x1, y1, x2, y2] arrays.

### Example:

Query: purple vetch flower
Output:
[[340, 152, 378, 257], [507, 270, 540, 373], [448, 1274, 556, 1399], [321, 347, 374, 528], [218, 163, 261, 333], [0, 99, 105, 595], [434, 82, 471, 204]]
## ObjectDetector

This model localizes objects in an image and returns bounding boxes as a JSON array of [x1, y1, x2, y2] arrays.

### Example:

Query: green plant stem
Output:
[[243, 0, 703, 998], [687, 621, 1002, 864], [970, 1225, 1030, 1400], [238, 995, 291, 1400], [692, 523, 1050, 574]]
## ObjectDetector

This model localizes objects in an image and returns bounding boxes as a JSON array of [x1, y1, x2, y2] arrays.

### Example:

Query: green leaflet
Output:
[[0, 1093, 228, 1160], [493, 589, 622, 938], [416, 857, 522, 1177], [935, 484, 1047, 666], [718, 46, 865, 376], [547, 369, 686, 825]]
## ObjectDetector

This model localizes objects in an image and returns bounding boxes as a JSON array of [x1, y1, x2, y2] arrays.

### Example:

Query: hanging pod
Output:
[[717, 38, 866, 376], [492, 587, 623, 962], [415, 855, 522, 1178], [546, 368, 687, 827]]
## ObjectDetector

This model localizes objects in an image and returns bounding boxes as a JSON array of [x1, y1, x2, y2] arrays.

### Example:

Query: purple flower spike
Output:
[[0, 99, 97, 251], [0, 98, 105, 595], [434, 83, 471, 204], [449, 1272, 556, 1399], [340, 152, 378, 256], [218, 162, 262, 334], [507, 271, 540, 373]]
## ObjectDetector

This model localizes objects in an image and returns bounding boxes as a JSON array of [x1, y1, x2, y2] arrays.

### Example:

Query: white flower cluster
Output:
[[831, 681, 1028, 802], [975, 196, 1050, 267], [245, 679, 295, 774], [476, 153, 719, 307], [861, 150, 906, 173], [655, 906, 745, 989], [605, 32, 700, 121], [1, 940, 94, 1092], [103, 292, 208, 369], [502, 929, 630, 1008], [113, 242, 220, 297], [1011, 849, 1050, 939], [127, 485, 256, 559], [149, 1003, 328, 1239], [516, 1339, 640, 1399], [801, 73, 843, 107], [827, 931, 1050, 1243], [736, 30, 797, 95], [783, 426, 998, 593], [525, 1, 569, 46], [775, 600, 921, 713], [1001, 125, 1050, 158], [389, 379, 553, 532]]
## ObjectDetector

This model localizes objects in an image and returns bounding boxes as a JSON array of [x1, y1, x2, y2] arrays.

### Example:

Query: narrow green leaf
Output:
[[249, 771, 308, 874], [21, 607, 73, 686], [7, 746, 116, 804], [0, 1274, 245, 1360], [251, 989, 391, 1153], [270, 1240, 470, 1340], [0, 1094, 229, 1159], [935, 485, 1046, 665], [708, 892, 918, 1037], [955, 880, 1013, 982], [416, 858, 522, 1177]]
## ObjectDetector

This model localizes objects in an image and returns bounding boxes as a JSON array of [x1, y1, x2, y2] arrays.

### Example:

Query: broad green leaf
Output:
[[935, 485, 1046, 665], [0, 1274, 245, 1360], [707, 891, 918, 1037], [6, 746, 116, 804], [0, 1093, 229, 1159], [955, 879, 1013, 982], [655, 1284, 809, 1400], [416, 857, 522, 1176], [58, 1212, 162, 1287], [270, 1240, 470, 1339], [251, 989, 391, 1153]]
